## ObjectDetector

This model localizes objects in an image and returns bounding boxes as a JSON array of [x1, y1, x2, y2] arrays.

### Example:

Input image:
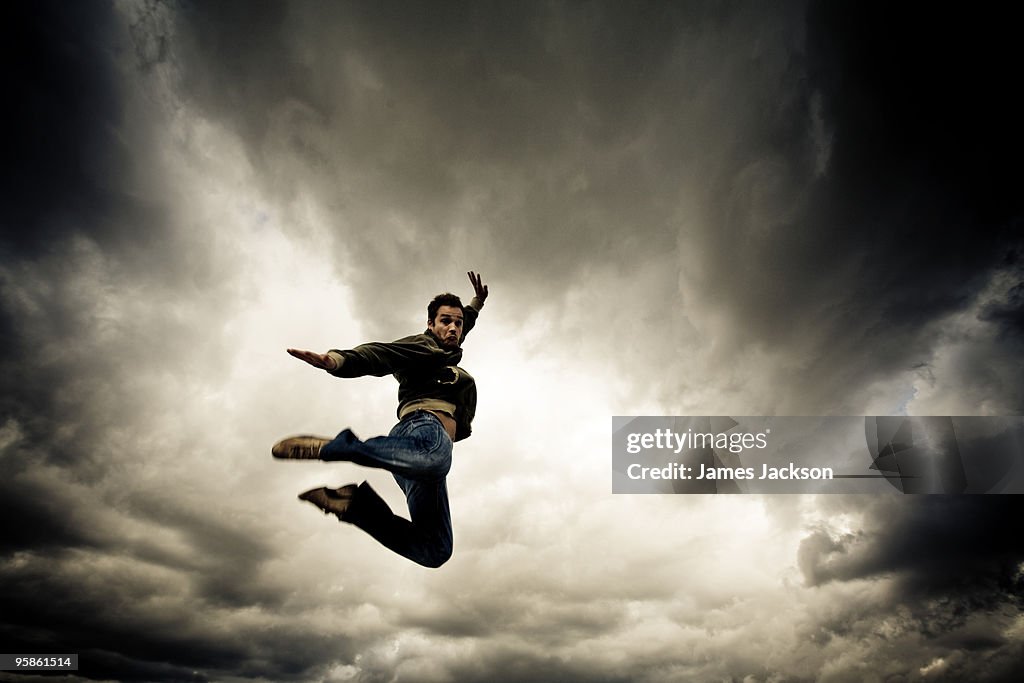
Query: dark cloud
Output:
[[0, 0, 128, 452], [442, 649, 636, 683], [168, 3, 814, 337], [0, 476, 94, 553], [2, 1, 122, 254], [0, 0, 238, 474], [801, 1, 1022, 314], [1, 1, 187, 269], [643, 1, 1024, 413], [979, 258, 1024, 343], [800, 495, 1024, 635], [4, 2, 1024, 682], [0, 517, 365, 681]]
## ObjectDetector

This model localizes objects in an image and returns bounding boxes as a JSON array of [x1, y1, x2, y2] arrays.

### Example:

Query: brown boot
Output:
[[298, 484, 358, 518], [272, 435, 330, 460]]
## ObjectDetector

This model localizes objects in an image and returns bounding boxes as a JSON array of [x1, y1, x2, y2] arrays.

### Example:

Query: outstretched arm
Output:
[[289, 336, 459, 377], [288, 273, 489, 373]]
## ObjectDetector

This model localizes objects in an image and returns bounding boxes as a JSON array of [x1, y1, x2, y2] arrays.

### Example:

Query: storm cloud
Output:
[[2, 1, 1022, 681]]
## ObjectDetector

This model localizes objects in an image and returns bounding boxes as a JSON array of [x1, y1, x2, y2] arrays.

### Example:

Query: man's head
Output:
[[427, 293, 465, 348]]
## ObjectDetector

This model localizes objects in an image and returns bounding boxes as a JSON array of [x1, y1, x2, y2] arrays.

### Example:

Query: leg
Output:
[[315, 412, 455, 567], [318, 412, 452, 481], [341, 478, 453, 568]]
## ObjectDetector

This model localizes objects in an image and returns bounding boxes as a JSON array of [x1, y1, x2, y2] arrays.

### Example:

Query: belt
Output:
[[402, 409, 450, 422]]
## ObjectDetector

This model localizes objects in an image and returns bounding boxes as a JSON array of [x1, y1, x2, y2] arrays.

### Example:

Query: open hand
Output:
[[287, 348, 337, 370], [467, 271, 488, 303]]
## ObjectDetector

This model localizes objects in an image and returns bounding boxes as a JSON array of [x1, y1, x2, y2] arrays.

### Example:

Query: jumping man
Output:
[[272, 271, 489, 568]]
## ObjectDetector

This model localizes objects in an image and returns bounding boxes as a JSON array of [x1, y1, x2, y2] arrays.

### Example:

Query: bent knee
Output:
[[419, 543, 453, 569]]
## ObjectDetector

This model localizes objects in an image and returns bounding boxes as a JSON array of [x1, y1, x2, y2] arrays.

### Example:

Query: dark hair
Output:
[[427, 293, 464, 323]]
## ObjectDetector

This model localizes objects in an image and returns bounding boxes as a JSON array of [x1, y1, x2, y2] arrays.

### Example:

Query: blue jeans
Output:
[[319, 411, 453, 568]]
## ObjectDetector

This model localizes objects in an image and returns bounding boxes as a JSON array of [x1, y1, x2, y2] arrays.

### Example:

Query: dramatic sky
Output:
[[2, 1, 1023, 681]]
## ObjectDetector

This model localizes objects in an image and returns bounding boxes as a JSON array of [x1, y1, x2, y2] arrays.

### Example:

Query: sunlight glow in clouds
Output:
[[2, 1, 1022, 681]]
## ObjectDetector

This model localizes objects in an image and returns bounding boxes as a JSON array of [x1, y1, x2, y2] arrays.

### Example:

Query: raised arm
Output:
[[461, 271, 488, 341]]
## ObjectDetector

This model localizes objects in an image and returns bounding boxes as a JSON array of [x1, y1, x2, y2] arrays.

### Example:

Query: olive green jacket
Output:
[[326, 300, 481, 441]]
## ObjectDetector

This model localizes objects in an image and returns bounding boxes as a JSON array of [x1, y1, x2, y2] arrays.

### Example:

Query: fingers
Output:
[[287, 348, 328, 368], [467, 271, 488, 299]]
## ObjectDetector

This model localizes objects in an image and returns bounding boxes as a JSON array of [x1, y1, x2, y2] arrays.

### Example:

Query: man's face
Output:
[[428, 305, 464, 348]]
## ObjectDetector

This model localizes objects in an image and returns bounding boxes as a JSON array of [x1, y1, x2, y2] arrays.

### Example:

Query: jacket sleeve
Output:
[[325, 296, 482, 377], [326, 334, 458, 378], [460, 296, 483, 342]]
